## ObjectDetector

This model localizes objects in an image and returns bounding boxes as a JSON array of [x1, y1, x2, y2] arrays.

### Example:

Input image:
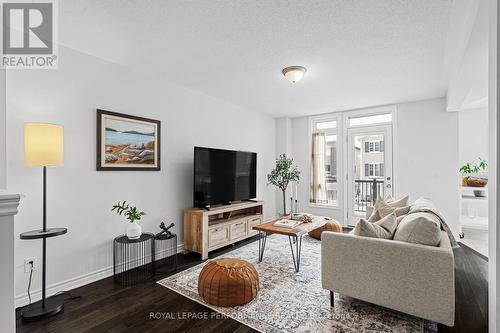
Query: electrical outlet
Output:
[[24, 257, 37, 273]]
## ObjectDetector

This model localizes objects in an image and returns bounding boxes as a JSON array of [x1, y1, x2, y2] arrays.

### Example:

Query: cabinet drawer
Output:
[[230, 220, 247, 240], [248, 216, 262, 235], [208, 225, 229, 249]]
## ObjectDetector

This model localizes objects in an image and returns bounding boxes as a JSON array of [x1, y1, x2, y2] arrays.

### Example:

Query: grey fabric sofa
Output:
[[321, 206, 455, 326]]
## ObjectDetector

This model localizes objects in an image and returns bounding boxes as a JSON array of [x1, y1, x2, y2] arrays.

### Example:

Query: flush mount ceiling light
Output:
[[282, 66, 307, 83]]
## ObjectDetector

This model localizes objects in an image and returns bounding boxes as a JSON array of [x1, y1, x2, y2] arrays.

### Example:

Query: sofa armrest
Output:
[[321, 231, 455, 326]]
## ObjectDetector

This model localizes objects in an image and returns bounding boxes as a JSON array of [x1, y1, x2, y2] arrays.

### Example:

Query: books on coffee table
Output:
[[273, 219, 302, 228]]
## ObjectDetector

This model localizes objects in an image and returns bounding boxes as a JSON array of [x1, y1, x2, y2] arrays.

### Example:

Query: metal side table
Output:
[[113, 233, 155, 285]]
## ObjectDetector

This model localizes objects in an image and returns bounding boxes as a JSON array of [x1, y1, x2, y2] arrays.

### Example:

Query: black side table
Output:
[[113, 233, 155, 286], [155, 233, 177, 274]]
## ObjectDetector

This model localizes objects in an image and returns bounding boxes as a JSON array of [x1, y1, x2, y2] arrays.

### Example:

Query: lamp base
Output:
[[21, 298, 64, 322]]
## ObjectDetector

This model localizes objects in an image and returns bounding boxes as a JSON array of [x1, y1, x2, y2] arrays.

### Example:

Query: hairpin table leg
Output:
[[258, 232, 268, 262], [288, 235, 303, 272]]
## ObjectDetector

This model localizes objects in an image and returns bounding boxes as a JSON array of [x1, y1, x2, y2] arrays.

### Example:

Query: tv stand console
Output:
[[183, 201, 264, 260]]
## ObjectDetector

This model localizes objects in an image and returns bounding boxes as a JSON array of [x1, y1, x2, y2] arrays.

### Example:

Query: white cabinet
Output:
[[459, 186, 488, 238]]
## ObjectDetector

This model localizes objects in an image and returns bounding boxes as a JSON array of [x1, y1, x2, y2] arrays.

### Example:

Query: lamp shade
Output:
[[24, 123, 64, 167]]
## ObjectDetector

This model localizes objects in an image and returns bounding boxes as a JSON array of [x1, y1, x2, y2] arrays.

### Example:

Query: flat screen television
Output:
[[193, 147, 257, 208]]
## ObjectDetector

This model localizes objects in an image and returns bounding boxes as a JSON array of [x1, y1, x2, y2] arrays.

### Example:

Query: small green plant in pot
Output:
[[459, 157, 488, 188], [267, 154, 300, 216], [112, 201, 146, 239]]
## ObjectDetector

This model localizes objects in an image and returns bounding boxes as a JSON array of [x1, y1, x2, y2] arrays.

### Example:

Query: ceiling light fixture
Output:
[[282, 66, 307, 83]]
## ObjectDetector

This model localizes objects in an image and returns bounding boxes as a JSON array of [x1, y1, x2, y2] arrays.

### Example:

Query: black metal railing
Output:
[[354, 179, 384, 212]]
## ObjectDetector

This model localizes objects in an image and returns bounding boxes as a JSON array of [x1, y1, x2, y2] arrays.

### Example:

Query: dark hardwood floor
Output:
[[16, 237, 488, 333]]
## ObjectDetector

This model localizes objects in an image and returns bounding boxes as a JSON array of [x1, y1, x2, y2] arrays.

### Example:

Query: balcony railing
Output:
[[354, 179, 384, 213]]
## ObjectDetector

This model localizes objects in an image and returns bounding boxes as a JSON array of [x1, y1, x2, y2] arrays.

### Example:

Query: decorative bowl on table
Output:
[[290, 213, 313, 223]]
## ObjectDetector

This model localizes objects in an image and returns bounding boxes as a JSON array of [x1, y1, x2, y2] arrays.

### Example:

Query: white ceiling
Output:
[[59, 0, 453, 117]]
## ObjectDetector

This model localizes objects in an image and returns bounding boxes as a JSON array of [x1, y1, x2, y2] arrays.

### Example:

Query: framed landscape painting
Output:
[[96, 109, 161, 171]]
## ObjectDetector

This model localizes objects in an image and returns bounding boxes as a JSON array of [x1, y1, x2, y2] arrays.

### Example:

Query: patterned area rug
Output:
[[157, 235, 437, 333]]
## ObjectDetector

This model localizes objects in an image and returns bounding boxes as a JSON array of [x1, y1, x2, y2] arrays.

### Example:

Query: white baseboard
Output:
[[16, 243, 185, 308]]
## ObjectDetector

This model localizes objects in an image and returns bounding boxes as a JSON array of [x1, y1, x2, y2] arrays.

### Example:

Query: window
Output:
[[313, 119, 337, 131], [311, 118, 339, 207], [349, 113, 392, 127], [364, 163, 384, 178], [365, 140, 384, 153]]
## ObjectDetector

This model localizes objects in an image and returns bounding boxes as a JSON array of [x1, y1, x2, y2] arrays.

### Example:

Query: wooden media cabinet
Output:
[[183, 201, 264, 259]]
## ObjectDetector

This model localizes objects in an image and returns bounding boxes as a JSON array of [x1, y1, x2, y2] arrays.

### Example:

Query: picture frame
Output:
[[96, 109, 161, 171]]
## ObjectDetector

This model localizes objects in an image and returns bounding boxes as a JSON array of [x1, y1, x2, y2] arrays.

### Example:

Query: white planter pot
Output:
[[126, 222, 142, 240]]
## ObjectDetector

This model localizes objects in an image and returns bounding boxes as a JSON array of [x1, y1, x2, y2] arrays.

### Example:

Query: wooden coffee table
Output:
[[253, 216, 329, 272]]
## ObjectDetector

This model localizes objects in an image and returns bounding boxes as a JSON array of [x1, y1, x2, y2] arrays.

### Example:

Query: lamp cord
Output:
[[52, 290, 82, 301], [19, 265, 81, 319], [24, 263, 81, 308], [27, 262, 34, 305]]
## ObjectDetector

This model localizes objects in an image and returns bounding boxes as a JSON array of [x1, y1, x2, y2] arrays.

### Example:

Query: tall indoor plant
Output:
[[112, 201, 146, 239], [267, 154, 300, 216]]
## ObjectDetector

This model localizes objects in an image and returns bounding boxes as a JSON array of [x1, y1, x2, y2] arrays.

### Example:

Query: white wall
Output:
[[275, 118, 292, 157], [445, 0, 488, 111], [458, 108, 489, 164], [288, 98, 460, 234], [6, 46, 276, 305], [0, 69, 6, 189], [275, 117, 293, 215], [395, 98, 459, 235]]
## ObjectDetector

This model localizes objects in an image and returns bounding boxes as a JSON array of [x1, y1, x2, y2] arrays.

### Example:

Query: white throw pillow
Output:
[[354, 213, 397, 239]]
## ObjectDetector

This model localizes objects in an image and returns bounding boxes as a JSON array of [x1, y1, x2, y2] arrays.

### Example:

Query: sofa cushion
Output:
[[393, 212, 442, 246], [354, 213, 397, 239]]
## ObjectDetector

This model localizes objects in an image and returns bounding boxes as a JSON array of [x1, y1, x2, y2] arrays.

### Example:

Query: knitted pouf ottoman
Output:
[[308, 219, 343, 240], [198, 258, 259, 307]]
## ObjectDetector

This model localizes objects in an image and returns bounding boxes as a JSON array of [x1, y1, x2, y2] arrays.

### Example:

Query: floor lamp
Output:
[[20, 123, 68, 321]]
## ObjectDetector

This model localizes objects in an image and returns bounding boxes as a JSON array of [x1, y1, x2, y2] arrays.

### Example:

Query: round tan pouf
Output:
[[308, 219, 343, 240], [198, 258, 259, 307]]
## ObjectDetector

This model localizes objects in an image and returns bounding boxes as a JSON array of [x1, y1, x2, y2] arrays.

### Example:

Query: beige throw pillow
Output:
[[354, 213, 397, 239], [393, 212, 441, 246], [367, 199, 394, 222], [368, 199, 411, 222], [387, 195, 409, 208]]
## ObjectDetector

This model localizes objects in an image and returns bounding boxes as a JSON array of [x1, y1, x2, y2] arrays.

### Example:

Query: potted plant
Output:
[[267, 154, 300, 216], [459, 158, 488, 197], [112, 201, 146, 239]]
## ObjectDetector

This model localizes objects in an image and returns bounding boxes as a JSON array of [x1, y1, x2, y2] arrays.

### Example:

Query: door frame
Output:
[[341, 105, 397, 225], [345, 124, 393, 225]]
